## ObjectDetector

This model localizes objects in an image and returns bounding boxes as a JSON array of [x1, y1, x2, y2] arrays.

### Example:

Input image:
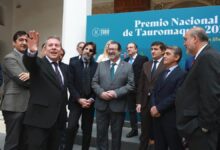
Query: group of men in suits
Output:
[[1, 26, 220, 150]]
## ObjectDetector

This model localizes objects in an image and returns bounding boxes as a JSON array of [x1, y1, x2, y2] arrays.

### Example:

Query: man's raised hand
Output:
[[28, 30, 39, 52]]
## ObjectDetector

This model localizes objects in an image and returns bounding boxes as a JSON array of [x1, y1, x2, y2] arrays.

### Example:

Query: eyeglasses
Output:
[[108, 48, 118, 51], [84, 47, 94, 53], [89, 49, 94, 53]]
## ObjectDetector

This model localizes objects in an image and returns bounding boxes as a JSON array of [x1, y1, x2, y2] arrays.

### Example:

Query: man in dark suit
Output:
[[136, 41, 166, 150], [124, 42, 148, 138], [92, 41, 134, 150], [150, 46, 185, 150], [69, 41, 85, 64], [23, 32, 68, 150], [176, 27, 220, 150], [65, 42, 98, 150], [1, 31, 30, 150]]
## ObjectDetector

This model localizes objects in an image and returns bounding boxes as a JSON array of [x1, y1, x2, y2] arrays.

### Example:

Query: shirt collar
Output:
[[153, 57, 163, 63], [131, 53, 137, 60], [13, 48, 24, 58], [195, 44, 207, 60], [167, 65, 178, 72], [110, 58, 121, 65], [46, 56, 59, 64]]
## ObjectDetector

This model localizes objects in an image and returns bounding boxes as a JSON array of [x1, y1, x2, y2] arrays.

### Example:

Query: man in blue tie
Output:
[[150, 46, 185, 150], [124, 42, 148, 138]]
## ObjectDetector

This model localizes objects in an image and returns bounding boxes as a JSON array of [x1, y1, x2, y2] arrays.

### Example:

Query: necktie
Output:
[[110, 63, 116, 80], [129, 57, 134, 64], [151, 60, 158, 77], [52, 62, 63, 87], [82, 63, 91, 97], [163, 69, 170, 80]]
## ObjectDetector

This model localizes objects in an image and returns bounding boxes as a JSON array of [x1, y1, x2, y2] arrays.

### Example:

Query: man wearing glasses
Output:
[[92, 41, 134, 150]]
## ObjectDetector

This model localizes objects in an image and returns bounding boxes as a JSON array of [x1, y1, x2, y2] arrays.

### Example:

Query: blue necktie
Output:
[[163, 69, 170, 80], [129, 57, 133, 64], [110, 63, 116, 80]]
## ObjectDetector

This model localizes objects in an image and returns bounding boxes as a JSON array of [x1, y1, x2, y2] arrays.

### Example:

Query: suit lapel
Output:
[[114, 60, 123, 80], [13, 51, 27, 71], [42, 57, 62, 89], [151, 59, 164, 80], [59, 62, 68, 88], [132, 55, 139, 67], [146, 61, 153, 80], [159, 66, 180, 90], [106, 60, 112, 81]]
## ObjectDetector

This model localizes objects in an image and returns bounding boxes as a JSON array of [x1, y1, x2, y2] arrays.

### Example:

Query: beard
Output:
[[82, 54, 91, 63], [108, 51, 121, 60]]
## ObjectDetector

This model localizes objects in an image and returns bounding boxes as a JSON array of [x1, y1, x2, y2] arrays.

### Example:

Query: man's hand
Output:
[[19, 72, 30, 81], [150, 106, 160, 117], [106, 90, 117, 98], [78, 98, 91, 108], [100, 92, 113, 101], [136, 104, 141, 113], [28, 30, 39, 53]]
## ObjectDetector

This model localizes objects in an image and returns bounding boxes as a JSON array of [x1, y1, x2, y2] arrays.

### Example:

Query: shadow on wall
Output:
[[0, 6, 4, 26]]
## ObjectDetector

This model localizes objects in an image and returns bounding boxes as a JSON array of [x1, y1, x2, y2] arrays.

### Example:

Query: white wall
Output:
[[0, 0, 63, 62], [0, 0, 91, 64], [62, 0, 92, 63], [12, 0, 63, 48], [0, 0, 13, 61]]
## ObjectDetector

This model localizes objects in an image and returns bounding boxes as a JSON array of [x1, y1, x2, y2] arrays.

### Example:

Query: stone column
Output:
[[62, 0, 92, 63]]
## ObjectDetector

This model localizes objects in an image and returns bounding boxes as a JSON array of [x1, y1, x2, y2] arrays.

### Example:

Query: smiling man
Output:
[[1, 31, 30, 150], [92, 41, 134, 150], [23, 32, 69, 150], [150, 46, 185, 150], [66, 42, 98, 150]]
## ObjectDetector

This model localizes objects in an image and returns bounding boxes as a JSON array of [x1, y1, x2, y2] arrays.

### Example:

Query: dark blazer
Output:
[[124, 55, 148, 88], [176, 45, 220, 138], [68, 58, 98, 107], [150, 66, 185, 121], [92, 60, 134, 112], [136, 59, 166, 109], [0, 64, 3, 86], [151, 66, 185, 150], [23, 54, 68, 128], [69, 55, 81, 65]]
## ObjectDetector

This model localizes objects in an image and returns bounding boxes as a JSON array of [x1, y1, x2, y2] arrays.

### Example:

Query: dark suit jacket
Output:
[[176, 45, 220, 137], [92, 60, 134, 112], [68, 58, 98, 108], [124, 55, 148, 89], [0, 64, 3, 86], [136, 59, 166, 109], [23, 54, 68, 129], [69, 55, 81, 65], [150, 66, 185, 126]]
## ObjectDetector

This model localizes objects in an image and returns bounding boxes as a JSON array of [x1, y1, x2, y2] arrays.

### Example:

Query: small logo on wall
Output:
[[92, 28, 110, 37]]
